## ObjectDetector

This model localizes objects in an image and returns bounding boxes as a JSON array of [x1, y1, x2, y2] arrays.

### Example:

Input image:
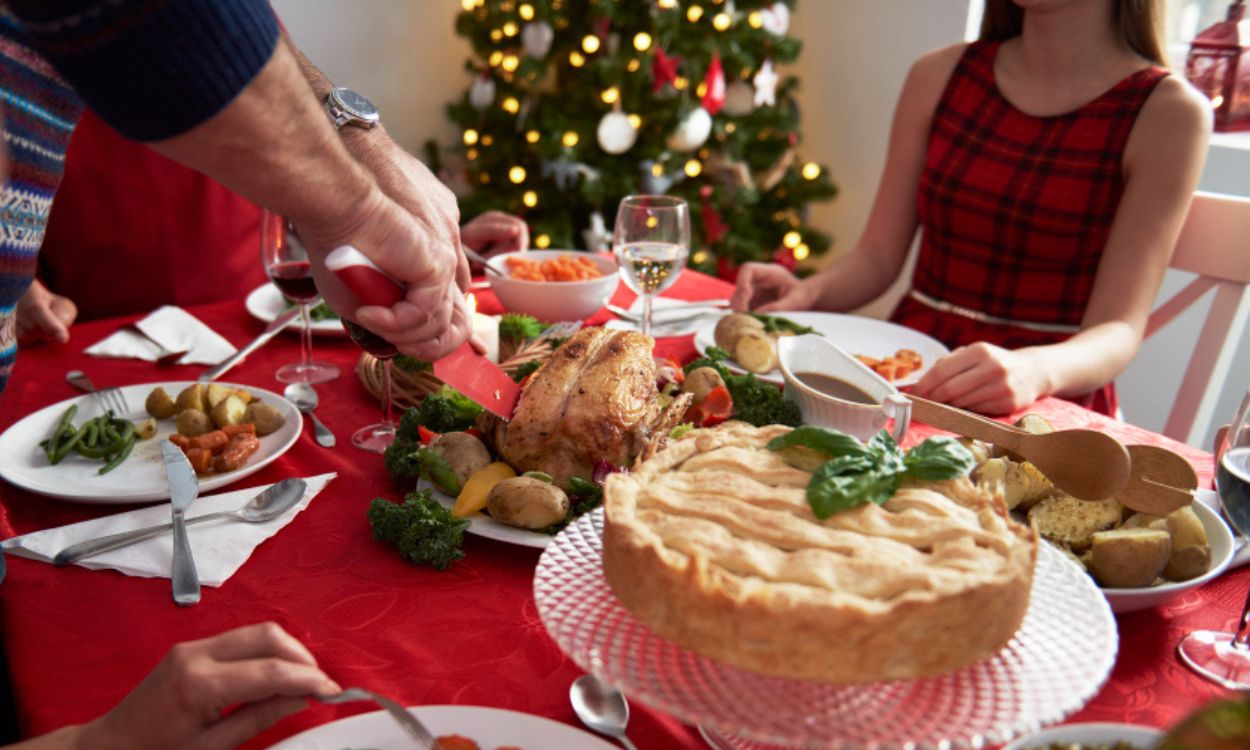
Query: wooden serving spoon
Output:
[[908, 395, 1131, 500], [1115, 444, 1199, 516]]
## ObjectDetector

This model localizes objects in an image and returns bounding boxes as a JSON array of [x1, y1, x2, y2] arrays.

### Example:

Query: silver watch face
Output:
[[332, 88, 379, 122]]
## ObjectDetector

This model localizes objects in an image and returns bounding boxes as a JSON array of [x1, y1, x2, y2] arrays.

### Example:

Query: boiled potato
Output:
[[145, 387, 177, 419], [1166, 505, 1208, 549], [429, 432, 492, 487], [205, 384, 234, 410], [486, 477, 570, 529], [1028, 494, 1123, 551], [1121, 512, 1168, 532], [210, 395, 247, 428], [242, 402, 285, 436], [1164, 544, 1212, 581], [734, 329, 777, 373], [972, 457, 1051, 511], [233, 388, 256, 404], [133, 417, 158, 441], [995, 413, 1056, 460], [175, 384, 210, 414], [714, 313, 765, 351], [1088, 528, 1172, 588], [175, 408, 213, 438], [683, 367, 726, 404]]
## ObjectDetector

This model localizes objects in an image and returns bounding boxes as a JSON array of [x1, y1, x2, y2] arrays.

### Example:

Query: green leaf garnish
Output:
[[903, 436, 977, 480], [748, 313, 820, 336]]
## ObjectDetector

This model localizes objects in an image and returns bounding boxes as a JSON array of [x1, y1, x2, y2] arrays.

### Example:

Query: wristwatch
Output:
[[324, 87, 380, 130]]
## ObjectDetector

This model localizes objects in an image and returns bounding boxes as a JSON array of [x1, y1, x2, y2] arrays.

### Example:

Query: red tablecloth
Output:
[[0, 271, 1243, 748]]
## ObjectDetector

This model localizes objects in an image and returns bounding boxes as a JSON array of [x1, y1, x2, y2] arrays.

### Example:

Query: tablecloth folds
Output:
[[2, 473, 335, 586], [84, 304, 237, 365]]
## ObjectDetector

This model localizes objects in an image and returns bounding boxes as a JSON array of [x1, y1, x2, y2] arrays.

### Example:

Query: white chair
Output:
[[1143, 191, 1250, 446]]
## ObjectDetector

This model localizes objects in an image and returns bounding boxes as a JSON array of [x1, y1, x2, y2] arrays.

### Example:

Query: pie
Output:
[[602, 422, 1037, 683]]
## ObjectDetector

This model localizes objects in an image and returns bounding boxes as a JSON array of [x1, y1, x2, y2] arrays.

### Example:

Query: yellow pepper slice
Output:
[[452, 462, 517, 517]]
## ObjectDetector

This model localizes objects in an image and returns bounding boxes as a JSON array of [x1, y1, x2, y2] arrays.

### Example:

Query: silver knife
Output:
[[199, 307, 301, 382], [161, 442, 201, 606]]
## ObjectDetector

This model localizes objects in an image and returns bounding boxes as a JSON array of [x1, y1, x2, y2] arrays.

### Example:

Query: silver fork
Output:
[[65, 370, 129, 415], [314, 688, 443, 749]]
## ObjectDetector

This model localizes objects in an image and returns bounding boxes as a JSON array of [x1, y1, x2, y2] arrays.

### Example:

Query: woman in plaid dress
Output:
[[732, 0, 1211, 417]]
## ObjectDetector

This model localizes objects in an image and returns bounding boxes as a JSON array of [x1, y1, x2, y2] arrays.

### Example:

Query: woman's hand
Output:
[[730, 263, 819, 312], [15, 280, 77, 344], [76, 622, 339, 750], [908, 342, 1050, 415], [461, 211, 529, 259]]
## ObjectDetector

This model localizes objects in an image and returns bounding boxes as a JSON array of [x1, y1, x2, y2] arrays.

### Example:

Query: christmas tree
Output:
[[437, 0, 836, 277]]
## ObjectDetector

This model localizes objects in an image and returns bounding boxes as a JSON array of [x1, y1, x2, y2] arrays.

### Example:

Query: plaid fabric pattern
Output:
[[909, 41, 1166, 329]]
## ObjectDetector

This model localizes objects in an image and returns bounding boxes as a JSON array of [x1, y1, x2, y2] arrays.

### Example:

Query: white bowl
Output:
[[1101, 498, 1235, 613], [486, 250, 619, 322], [1004, 722, 1162, 750]]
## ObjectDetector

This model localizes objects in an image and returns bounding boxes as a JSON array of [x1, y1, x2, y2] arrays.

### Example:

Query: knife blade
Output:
[[161, 441, 201, 606], [199, 307, 301, 382], [326, 245, 521, 420]]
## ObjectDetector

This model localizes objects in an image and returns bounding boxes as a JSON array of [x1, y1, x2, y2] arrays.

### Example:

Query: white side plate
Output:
[[245, 283, 346, 337]]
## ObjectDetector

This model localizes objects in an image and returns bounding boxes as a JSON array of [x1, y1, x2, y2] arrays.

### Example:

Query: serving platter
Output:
[[535, 509, 1118, 749], [425, 481, 554, 550], [265, 704, 616, 749], [0, 381, 301, 504], [245, 283, 346, 337], [692, 311, 949, 387]]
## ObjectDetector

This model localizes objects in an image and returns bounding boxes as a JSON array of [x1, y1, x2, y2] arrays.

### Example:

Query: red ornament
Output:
[[701, 52, 726, 115], [772, 246, 797, 270], [1185, 0, 1250, 131], [652, 48, 682, 92], [701, 198, 728, 246], [716, 255, 739, 283]]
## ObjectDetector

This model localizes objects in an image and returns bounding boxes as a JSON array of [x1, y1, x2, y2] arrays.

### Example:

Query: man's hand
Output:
[[16, 280, 77, 344], [461, 211, 529, 259], [76, 622, 339, 750], [730, 262, 818, 312], [908, 342, 1049, 415]]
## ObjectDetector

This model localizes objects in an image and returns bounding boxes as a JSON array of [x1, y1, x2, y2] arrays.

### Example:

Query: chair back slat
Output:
[[1170, 192, 1250, 284]]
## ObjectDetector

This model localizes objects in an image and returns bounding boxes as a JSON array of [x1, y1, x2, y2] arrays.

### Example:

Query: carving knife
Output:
[[160, 441, 201, 606], [325, 245, 520, 420], [199, 307, 301, 382]]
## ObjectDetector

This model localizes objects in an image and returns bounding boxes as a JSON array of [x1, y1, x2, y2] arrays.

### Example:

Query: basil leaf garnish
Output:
[[767, 426, 873, 461], [902, 436, 977, 480]]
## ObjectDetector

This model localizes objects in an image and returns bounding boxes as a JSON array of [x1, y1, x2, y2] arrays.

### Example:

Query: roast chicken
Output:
[[478, 327, 691, 486]]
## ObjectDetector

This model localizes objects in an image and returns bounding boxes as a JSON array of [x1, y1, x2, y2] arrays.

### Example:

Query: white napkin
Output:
[[604, 297, 726, 337], [1, 473, 335, 586], [85, 305, 237, 366]]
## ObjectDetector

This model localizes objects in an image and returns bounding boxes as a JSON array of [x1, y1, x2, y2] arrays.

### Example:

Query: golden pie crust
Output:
[[603, 422, 1037, 683]]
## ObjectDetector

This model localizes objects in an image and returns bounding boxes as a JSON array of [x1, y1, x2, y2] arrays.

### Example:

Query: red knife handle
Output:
[[325, 245, 405, 308]]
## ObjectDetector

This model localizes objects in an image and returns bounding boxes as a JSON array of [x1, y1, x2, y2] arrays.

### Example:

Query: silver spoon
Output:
[[463, 247, 505, 276], [284, 382, 335, 448], [53, 478, 307, 566], [570, 675, 639, 750]]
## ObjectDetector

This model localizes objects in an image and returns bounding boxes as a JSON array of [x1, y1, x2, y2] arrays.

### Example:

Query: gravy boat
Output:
[[777, 335, 911, 443]]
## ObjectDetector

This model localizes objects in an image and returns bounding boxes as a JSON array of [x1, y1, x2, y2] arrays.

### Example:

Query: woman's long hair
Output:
[[979, 0, 1167, 66]]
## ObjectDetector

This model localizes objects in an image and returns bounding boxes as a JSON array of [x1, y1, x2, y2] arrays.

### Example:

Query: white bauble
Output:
[[666, 106, 712, 152], [469, 75, 496, 110], [521, 21, 554, 59], [722, 80, 755, 117], [596, 111, 638, 154], [762, 2, 790, 35]]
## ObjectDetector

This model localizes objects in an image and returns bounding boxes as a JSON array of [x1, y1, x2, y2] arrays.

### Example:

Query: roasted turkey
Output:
[[478, 327, 691, 486]]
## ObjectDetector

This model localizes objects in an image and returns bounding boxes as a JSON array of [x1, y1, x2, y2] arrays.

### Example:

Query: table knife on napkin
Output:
[[161, 442, 201, 606], [326, 245, 520, 420], [199, 307, 300, 382]]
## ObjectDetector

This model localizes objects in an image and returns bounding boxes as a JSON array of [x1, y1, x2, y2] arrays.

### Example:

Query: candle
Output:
[[467, 294, 500, 362]]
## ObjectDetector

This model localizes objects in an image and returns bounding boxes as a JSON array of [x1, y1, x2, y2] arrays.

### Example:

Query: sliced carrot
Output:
[[189, 430, 228, 454], [222, 423, 256, 437], [185, 447, 213, 474], [168, 434, 191, 450]]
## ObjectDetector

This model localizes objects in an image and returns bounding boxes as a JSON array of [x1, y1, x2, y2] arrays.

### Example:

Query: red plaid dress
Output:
[[891, 40, 1167, 415]]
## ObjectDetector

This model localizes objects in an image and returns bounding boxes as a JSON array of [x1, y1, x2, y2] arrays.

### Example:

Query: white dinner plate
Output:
[[426, 482, 554, 550], [245, 283, 346, 337], [266, 704, 617, 749], [0, 381, 302, 504], [692, 311, 949, 387], [1002, 722, 1162, 750]]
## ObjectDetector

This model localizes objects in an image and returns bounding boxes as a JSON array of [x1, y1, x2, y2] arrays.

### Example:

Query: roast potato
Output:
[[174, 384, 210, 414], [242, 402, 285, 436], [205, 384, 234, 410], [734, 329, 777, 373], [1028, 493, 1123, 551], [683, 367, 726, 404], [486, 477, 570, 529], [429, 432, 492, 487], [972, 457, 1052, 511], [210, 395, 247, 428], [175, 408, 213, 438], [1088, 528, 1172, 588], [714, 313, 765, 352], [145, 387, 177, 419], [995, 413, 1055, 461]]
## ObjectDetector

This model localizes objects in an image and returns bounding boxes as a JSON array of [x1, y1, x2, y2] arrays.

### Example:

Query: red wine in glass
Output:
[[267, 260, 318, 303], [1218, 447, 1250, 535], [343, 320, 398, 360]]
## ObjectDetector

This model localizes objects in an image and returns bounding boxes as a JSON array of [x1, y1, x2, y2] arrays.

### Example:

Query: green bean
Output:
[[82, 421, 100, 449], [50, 426, 86, 465], [109, 419, 135, 443], [52, 405, 77, 440], [41, 405, 78, 462], [98, 435, 135, 475]]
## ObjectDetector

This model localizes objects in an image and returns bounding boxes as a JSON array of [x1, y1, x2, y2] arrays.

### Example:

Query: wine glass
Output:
[[343, 320, 398, 453], [260, 211, 339, 384], [1178, 385, 1250, 688], [612, 195, 691, 337]]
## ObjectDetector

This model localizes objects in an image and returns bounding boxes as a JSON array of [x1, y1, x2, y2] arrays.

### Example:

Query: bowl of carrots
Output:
[[486, 250, 619, 322]]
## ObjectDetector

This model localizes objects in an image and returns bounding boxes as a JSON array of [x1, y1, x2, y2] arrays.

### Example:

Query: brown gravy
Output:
[[794, 372, 878, 404]]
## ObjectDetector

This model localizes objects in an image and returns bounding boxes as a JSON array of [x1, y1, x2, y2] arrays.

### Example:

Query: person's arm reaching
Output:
[[15, 280, 76, 345]]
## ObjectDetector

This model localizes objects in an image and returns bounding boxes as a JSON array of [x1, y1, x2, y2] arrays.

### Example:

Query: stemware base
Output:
[[276, 361, 340, 385], [352, 423, 396, 454], [1178, 630, 1250, 690]]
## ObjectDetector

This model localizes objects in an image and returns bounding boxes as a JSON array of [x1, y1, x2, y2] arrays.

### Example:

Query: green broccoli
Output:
[[684, 347, 801, 428], [510, 360, 542, 383], [383, 436, 422, 483], [499, 313, 544, 342], [417, 385, 484, 433], [368, 490, 469, 570], [394, 355, 432, 373], [397, 407, 423, 442]]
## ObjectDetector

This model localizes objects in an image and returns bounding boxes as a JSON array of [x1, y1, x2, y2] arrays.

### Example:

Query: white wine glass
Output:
[[612, 195, 691, 337], [259, 211, 339, 384], [1178, 385, 1250, 688]]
